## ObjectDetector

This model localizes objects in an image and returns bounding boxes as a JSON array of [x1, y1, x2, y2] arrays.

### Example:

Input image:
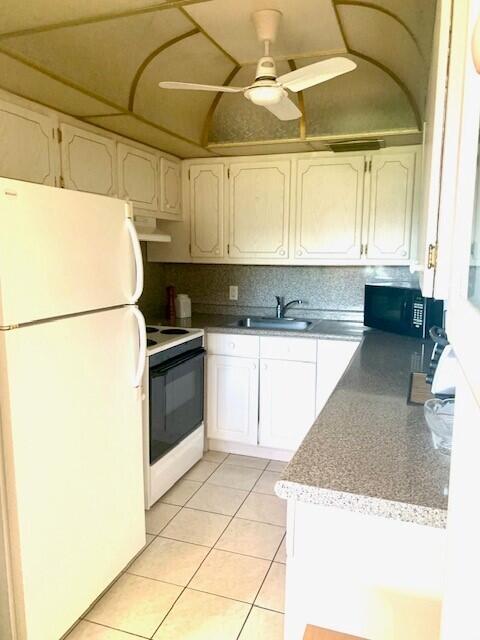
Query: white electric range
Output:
[[143, 324, 205, 508]]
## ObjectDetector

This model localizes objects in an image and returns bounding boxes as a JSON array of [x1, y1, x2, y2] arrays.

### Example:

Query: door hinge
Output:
[[227, 168, 230, 179], [59, 175, 65, 188], [189, 243, 192, 255], [188, 168, 191, 180], [369, 159, 372, 172], [227, 243, 230, 255], [57, 127, 62, 143], [427, 243, 438, 269]]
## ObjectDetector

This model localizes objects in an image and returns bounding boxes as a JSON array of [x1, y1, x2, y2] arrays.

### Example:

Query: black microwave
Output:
[[364, 284, 444, 339]]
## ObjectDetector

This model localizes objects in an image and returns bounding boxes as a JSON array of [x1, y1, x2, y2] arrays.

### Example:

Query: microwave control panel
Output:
[[412, 297, 425, 328]]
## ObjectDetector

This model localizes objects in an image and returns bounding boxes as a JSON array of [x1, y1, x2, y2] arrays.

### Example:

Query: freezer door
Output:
[[0, 306, 146, 640], [0, 178, 143, 326]]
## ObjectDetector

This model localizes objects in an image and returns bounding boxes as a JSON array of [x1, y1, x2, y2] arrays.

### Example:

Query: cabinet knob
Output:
[[252, 363, 256, 370], [296, 250, 302, 257], [279, 249, 286, 256], [229, 342, 235, 349], [401, 250, 407, 257], [215, 249, 220, 255]]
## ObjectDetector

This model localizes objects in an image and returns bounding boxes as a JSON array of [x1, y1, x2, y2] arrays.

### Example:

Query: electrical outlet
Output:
[[229, 285, 238, 301]]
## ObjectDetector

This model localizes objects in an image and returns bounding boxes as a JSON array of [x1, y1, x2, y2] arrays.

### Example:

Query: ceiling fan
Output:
[[158, 9, 357, 121]]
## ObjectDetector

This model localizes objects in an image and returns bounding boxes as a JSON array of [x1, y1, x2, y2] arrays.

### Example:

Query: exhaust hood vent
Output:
[[328, 139, 385, 153]]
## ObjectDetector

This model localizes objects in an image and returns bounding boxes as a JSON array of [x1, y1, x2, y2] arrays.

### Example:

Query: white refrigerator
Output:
[[0, 178, 147, 640]]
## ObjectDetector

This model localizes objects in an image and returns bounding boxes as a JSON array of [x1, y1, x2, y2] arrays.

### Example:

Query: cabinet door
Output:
[[228, 160, 290, 260], [259, 359, 316, 451], [190, 163, 225, 259], [295, 156, 364, 260], [118, 143, 158, 212], [0, 99, 58, 186], [367, 152, 416, 261], [206, 355, 258, 444], [160, 157, 182, 217], [60, 124, 117, 196], [316, 340, 359, 414]]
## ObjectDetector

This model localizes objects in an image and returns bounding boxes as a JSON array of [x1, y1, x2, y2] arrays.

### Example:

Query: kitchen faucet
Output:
[[275, 296, 303, 318]]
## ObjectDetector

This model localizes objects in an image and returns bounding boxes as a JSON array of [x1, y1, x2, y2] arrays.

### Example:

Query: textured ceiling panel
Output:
[[186, 0, 346, 63], [0, 10, 192, 108], [300, 55, 417, 136], [85, 114, 213, 157], [135, 31, 234, 142], [337, 4, 427, 124], [0, 0, 205, 36], [210, 142, 313, 155], [210, 62, 300, 143], [0, 51, 122, 116]]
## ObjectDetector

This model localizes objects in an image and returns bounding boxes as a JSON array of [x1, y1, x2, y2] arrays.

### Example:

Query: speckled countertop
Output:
[[148, 313, 450, 528]]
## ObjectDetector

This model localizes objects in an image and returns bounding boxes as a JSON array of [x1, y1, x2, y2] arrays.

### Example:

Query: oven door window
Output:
[[150, 350, 204, 464]]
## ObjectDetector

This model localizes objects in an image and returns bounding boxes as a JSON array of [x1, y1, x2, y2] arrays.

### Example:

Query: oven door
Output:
[[149, 347, 205, 464]]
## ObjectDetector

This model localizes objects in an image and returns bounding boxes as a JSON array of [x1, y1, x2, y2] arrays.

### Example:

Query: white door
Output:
[[160, 157, 182, 218], [439, 2, 480, 637], [316, 340, 359, 414], [60, 123, 117, 196], [228, 160, 290, 261], [206, 355, 258, 444], [259, 358, 316, 451], [366, 151, 416, 261], [189, 163, 225, 259], [118, 143, 158, 212], [294, 156, 364, 261], [0, 99, 59, 186], [0, 306, 145, 640], [416, 0, 453, 296], [0, 179, 141, 326]]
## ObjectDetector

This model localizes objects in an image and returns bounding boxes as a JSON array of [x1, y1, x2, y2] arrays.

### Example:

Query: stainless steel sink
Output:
[[233, 317, 313, 331]]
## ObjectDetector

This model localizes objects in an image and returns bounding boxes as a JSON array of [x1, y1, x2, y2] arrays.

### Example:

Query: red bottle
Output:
[[166, 285, 176, 324]]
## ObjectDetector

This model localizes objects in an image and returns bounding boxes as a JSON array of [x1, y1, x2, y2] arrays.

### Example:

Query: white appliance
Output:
[[144, 326, 205, 508], [0, 178, 147, 640]]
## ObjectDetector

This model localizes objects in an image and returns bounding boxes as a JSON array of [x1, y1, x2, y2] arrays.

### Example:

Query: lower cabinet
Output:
[[206, 354, 259, 445], [259, 358, 317, 451], [316, 340, 359, 413]]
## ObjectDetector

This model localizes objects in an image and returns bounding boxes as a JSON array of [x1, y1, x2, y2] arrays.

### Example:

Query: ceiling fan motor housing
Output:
[[255, 56, 277, 81]]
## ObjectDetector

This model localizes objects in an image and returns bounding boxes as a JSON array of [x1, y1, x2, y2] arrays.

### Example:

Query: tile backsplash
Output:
[[139, 249, 417, 322]]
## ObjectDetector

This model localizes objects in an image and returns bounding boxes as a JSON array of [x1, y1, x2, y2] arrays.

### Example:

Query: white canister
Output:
[[175, 293, 192, 318]]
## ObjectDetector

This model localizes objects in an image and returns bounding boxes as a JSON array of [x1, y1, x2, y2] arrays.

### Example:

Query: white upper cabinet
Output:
[[117, 143, 158, 212], [294, 156, 365, 261], [160, 157, 182, 218], [228, 160, 290, 261], [366, 151, 416, 261], [60, 124, 117, 196], [189, 163, 225, 259], [0, 99, 59, 186]]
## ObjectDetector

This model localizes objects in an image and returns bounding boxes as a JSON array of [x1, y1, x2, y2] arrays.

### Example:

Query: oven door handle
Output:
[[150, 347, 206, 377]]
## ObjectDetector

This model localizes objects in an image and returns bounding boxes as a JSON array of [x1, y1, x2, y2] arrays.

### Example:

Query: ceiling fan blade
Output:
[[263, 95, 302, 121], [278, 57, 357, 92], [158, 81, 243, 93]]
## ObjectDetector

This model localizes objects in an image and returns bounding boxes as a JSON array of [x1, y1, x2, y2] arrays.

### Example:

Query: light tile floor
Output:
[[66, 453, 287, 640]]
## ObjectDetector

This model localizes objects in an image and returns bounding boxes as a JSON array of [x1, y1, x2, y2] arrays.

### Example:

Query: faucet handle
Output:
[[275, 295, 283, 305]]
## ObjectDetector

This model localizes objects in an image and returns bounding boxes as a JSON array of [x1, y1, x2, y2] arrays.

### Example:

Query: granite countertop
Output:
[[147, 313, 450, 528], [276, 331, 450, 528]]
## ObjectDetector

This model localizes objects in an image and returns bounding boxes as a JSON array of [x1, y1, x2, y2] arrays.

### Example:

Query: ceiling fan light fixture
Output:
[[245, 85, 285, 106]]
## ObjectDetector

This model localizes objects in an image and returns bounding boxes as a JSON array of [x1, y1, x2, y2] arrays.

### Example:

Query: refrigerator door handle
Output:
[[126, 217, 144, 304], [132, 306, 147, 388]]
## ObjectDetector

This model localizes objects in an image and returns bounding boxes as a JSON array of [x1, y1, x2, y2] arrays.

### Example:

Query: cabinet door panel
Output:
[[61, 124, 116, 196], [295, 156, 364, 260], [259, 359, 316, 451], [367, 152, 416, 260], [0, 99, 58, 185], [190, 164, 224, 258], [160, 157, 182, 217], [118, 143, 158, 212], [206, 355, 258, 444], [229, 161, 290, 260]]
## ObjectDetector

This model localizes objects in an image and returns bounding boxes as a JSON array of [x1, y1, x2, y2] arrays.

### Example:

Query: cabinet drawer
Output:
[[207, 333, 259, 358], [260, 336, 317, 362]]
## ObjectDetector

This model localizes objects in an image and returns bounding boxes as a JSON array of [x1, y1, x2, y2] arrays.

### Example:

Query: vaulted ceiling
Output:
[[0, 0, 436, 157]]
